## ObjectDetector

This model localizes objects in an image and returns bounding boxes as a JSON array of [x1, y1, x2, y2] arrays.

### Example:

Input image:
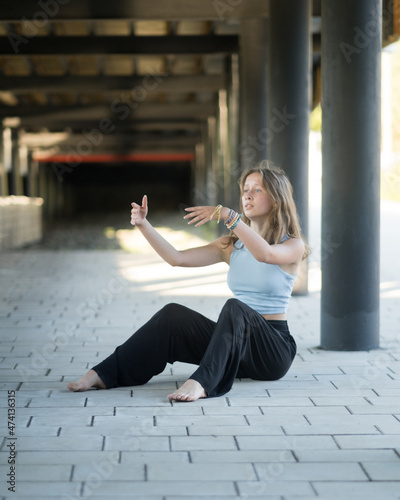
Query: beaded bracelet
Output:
[[224, 211, 241, 230], [224, 209, 235, 226], [230, 215, 241, 230]]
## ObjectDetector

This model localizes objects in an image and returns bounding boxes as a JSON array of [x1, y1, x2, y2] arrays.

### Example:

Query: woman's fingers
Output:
[[184, 207, 211, 220]]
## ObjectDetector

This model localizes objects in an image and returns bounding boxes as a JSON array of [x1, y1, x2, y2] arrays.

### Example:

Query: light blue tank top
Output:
[[227, 238, 296, 315]]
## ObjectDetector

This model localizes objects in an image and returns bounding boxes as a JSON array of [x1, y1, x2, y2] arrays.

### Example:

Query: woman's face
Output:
[[241, 173, 275, 220]]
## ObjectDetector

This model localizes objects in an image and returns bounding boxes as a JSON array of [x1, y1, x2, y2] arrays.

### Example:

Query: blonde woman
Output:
[[68, 162, 309, 401]]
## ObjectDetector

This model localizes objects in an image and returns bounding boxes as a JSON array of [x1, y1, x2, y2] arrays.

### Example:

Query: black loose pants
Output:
[[92, 298, 297, 398]]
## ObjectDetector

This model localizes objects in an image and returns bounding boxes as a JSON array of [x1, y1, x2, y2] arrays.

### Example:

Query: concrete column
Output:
[[268, 0, 311, 295], [206, 116, 218, 207], [19, 143, 29, 196], [27, 151, 38, 197], [321, 0, 381, 350], [0, 124, 9, 196], [38, 163, 48, 223], [11, 128, 23, 196], [218, 89, 229, 207], [193, 142, 206, 205], [3, 128, 12, 195], [226, 54, 240, 211], [239, 18, 269, 168], [46, 165, 56, 222]]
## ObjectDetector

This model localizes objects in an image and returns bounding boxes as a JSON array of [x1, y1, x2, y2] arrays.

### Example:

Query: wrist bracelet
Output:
[[225, 209, 235, 225], [229, 214, 241, 230], [224, 210, 241, 230], [210, 204, 223, 223]]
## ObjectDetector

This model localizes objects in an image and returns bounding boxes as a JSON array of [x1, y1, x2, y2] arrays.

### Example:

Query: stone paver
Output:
[[1, 201, 400, 498]]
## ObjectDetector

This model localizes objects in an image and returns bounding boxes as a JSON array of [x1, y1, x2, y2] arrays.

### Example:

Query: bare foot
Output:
[[168, 379, 207, 402], [67, 370, 106, 392]]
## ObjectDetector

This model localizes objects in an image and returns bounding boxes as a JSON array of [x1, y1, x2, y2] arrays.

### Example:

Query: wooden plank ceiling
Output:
[[0, 0, 321, 161]]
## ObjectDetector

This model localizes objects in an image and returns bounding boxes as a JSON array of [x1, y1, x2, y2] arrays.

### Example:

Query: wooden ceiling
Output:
[[0, 0, 396, 162]]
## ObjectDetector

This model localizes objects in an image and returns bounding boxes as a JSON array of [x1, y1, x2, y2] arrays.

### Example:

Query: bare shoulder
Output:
[[282, 237, 305, 260], [277, 237, 305, 274], [282, 236, 305, 251]]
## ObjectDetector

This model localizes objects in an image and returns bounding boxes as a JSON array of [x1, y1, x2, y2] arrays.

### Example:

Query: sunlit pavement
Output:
[[0, 200, 399, 499]]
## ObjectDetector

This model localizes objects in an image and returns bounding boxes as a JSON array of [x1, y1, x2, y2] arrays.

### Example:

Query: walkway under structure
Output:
[[0, 199, 399, 499], [0, 1, 399, 359]]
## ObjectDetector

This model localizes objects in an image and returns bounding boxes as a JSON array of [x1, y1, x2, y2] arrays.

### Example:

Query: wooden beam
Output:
[[0, 1, 269, 21], [0, 35, 238, 56], [21, 132, 199, 149], [17, 121, 203, 133], [0, 102, 217, 121], [0, 74, 226, 93]]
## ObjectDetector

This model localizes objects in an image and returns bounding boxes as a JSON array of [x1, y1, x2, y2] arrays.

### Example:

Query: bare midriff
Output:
[[262, 313, 286, 321]]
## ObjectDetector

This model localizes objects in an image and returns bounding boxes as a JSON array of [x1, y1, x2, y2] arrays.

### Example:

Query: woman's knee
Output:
[[220, 298, 248, 320], [223, 298, 245, 312], [155, 303, 197, 329], [158, 303, 184, 317]]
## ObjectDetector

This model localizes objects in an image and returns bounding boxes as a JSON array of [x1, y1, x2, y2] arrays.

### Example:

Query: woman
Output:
[[68, 162, 309, 401]]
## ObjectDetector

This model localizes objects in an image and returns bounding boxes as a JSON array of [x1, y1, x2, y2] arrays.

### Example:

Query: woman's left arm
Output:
[[185, 205, 304, 266], [230, 220, 305, 265]]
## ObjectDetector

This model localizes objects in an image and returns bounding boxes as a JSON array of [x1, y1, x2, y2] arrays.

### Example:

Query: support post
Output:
[[11, 128, 23, 196], [320, 0, 381, 350], [0, 123, 8, 196], [226, 54, 240, 211], [268, 0, 311, 295], [239, 18, 269, 168], [27, 151, 38, 197]]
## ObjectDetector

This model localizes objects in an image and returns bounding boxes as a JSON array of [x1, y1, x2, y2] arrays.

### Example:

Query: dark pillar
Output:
[[3, 128, 12, 195], [11, 128, 23, 196], [321, 0, 381, 350], [268, 0, 311, 295], [27, 151, 38, 197], [239, 19, 269, 168], [0, 124, 8, 196], [218, 89, 229, 209], [193, 142, 203, 200], [226, 54, 240, 211], [206, 116, 218, 207]]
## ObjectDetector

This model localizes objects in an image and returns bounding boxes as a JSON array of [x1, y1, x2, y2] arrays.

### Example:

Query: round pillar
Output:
[[321, 0, 381, 350]]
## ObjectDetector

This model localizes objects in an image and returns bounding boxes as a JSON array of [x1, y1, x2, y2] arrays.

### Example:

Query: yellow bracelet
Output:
[[210, 204, 223, 223]]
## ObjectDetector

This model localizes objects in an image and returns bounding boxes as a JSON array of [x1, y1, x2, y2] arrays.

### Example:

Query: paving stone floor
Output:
[[1, 201, 400, 499]]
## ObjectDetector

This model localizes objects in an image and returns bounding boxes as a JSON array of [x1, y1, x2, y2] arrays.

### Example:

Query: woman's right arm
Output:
[[131, 195, 228, 268]]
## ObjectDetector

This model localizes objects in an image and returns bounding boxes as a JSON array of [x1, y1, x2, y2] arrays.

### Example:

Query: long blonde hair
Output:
[[230, 161, 310, 260]]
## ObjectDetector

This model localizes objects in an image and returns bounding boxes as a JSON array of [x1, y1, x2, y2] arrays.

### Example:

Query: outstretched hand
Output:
[[130, 195, 148, 226], [184, 205, 226, 227]]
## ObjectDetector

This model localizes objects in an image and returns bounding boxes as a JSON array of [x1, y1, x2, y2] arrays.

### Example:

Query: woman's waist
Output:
[[261, 313, 286, 321]]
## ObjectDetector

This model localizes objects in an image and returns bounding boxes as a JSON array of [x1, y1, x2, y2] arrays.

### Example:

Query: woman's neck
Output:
[[249, 218, 269, 236]]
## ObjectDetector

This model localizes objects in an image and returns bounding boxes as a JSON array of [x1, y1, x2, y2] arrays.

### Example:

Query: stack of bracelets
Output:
[[210, 205, 241, 231], [224, 209, 241, 230]]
